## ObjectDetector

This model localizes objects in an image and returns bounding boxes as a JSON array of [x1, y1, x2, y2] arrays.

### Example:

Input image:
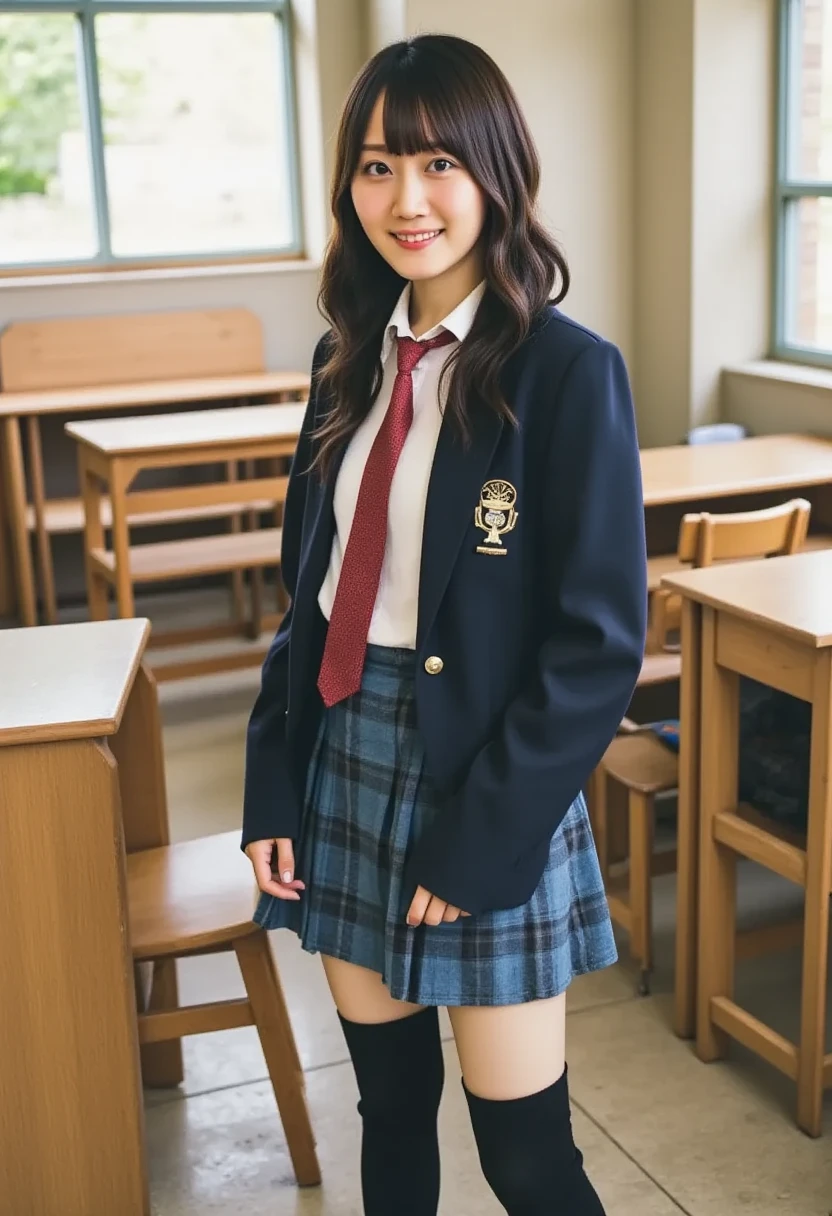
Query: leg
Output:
[[25, 416, 58, 625], [2, 416, 37, 626], [797, 650, 832, 1136], [450, 995, 606, 1214], [695, 608, 738, 1062], [674, 598, 702, 1039], [629, 790, 654, 995], [109, 461, 136, 619], [585, 766, 609, 881], [322, 955, 442, 1216], [235, 930, 320, 1186], [78, 454, 110, 621]]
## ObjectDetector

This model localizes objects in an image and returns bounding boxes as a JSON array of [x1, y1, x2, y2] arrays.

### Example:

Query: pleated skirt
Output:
[[254, 645, 617, 1006]]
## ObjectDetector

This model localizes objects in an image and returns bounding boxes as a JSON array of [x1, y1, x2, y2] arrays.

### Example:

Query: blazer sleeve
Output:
[[240, 335, 328, 850], [406, 339, 647, 914]]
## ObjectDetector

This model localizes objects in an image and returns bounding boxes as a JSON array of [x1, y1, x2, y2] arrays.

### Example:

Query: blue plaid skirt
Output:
[[254, 645, 617, 1006]]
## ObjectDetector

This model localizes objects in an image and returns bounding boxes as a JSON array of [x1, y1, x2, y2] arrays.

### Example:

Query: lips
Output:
[[391, 229, 443, 249]]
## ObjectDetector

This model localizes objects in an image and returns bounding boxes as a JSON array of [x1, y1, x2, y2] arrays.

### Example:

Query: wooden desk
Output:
[[0, 370, 309, 629], [664, 552, 832, 1132], [0, 618, 176, 1215], [66, 403, 304, 680], [641, 433, 832, 562]]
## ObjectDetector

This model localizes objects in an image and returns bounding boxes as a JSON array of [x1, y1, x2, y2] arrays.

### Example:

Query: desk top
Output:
[[640, 434, 832, 506], [66, 402, 306, 457], [0, 618, 150, 746], [663, 549, 832, 647], [0, 369, 310, 418]]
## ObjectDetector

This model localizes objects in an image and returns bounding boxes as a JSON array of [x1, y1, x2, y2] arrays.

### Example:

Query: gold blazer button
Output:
[[424, 656, 444, 676]]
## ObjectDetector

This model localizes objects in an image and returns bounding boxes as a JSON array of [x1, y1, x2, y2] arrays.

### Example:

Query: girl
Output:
[[243, 34, 646, 1216]]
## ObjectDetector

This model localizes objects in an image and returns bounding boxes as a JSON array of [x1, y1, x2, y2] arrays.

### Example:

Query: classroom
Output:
[[2, 2, 832, 1214]]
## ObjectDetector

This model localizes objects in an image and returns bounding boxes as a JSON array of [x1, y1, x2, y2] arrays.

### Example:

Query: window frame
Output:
[[0, 0, 304, 274], [774, 0, 832, 367]]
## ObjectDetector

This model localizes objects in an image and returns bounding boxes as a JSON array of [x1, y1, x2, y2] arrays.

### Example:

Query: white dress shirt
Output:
[[318, 280, 487, 649]]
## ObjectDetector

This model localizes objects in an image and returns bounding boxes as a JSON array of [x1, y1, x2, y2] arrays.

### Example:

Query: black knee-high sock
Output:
[[464, 1068, 606, 1215], [338, 1007, 444, 1216]]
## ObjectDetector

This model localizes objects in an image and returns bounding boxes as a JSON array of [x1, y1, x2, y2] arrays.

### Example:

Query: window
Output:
[[775, 0, 832, 364], [0, 1, 302, 272]]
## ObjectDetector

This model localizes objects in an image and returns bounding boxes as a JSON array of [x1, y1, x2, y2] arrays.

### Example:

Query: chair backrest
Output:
[[677, 497, 811, 567], [0, 308, 265, 391], [651, 498, 812, 648]]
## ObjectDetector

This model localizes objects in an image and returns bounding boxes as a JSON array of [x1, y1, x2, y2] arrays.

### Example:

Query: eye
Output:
[[428, 157, 457, 173], [361, 161, 391, 177]]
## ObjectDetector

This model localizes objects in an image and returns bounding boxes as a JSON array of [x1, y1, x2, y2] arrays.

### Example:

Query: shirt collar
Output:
[[380, 280, 487, 365]]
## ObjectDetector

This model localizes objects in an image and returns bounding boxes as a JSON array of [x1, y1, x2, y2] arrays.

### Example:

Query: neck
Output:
[[408, 252, 484, 338]]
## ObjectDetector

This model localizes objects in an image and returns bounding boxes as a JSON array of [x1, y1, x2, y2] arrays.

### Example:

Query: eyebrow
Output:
[[361, 143, 389, 152]]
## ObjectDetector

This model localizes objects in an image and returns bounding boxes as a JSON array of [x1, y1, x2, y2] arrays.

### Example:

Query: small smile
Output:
[[391, 229, 444, 249]]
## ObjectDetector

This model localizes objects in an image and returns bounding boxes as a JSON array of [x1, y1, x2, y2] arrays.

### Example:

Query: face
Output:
[[350, 93, 487, 287]]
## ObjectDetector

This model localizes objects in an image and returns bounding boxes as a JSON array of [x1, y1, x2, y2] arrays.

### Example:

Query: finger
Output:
[[442, 904, 461, 923], [461, 911, 471, 917], [275, 839, 297, 887], [246, 843, 302, 900], [407, 885, 432, 927], [424, 897, 447, 927]]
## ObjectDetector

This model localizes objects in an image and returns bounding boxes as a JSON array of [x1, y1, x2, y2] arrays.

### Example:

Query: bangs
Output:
[[379, 71, 469, 162]]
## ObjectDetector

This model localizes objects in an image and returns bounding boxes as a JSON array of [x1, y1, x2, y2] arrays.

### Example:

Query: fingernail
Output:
[[282, 870, 293, 884]]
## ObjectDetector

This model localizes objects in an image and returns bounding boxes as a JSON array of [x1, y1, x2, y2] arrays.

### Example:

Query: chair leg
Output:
[[586, 766, 609, 881], [629, 790, 654, 995], [234, 930, 321, 1187], [139, 959, 185, 1089]]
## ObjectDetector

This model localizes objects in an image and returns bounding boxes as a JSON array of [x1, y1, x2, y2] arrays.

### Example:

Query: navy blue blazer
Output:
[[242, 305, 647, 916]]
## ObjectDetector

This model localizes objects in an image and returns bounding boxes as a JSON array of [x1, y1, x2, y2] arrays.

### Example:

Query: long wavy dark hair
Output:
[[314, 34, 570, 476]]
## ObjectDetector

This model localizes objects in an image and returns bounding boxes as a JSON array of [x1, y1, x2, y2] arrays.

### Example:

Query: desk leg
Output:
[[0, 738, 148, 1215], [695, 607, 739, 1062], [26, 416, 58, 625], [797, 649, 832, 1136], [110, 460, 136, 619], [2, 416, 37, 626], [78, 452, 110, 620], [674, 598, 702, 1039], [0, 429, 17, 619], [111, 662, 184, 1088]]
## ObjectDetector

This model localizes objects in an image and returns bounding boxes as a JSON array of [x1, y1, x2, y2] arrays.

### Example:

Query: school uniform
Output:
[[243, 282, 647, 1007]]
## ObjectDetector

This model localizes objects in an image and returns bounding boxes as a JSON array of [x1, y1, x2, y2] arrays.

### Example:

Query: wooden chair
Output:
[[593, 497, 812, 994], [129, 831, 321, 1188]]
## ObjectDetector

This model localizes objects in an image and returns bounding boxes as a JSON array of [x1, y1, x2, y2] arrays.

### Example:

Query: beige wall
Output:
[[407, 0, 636, 362], [633, 0, 694, 446]]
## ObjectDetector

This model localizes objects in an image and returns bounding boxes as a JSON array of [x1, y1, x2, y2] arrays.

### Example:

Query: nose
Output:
[[391, 164, 430, 219]]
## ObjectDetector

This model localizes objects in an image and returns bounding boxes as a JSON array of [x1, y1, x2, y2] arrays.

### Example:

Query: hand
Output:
[[406, 885, 470, 927], [245, 838, 306, 901]]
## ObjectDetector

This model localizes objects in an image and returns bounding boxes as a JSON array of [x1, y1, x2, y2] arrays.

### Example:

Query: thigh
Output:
[[322, 954, 425, 1024], [448, 992, 566, 1101]]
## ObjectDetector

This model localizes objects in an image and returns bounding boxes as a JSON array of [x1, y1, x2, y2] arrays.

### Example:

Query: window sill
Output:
[[0, 257, 321, 291], [722, 360, 832, 436], [723, 359, 832, 393]]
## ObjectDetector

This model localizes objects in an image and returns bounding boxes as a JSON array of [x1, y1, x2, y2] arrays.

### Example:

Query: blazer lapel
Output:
[[416, 404, 504, 651]]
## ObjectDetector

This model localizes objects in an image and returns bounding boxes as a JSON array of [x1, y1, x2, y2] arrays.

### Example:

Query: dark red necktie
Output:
[[317, 330, 456, 707]]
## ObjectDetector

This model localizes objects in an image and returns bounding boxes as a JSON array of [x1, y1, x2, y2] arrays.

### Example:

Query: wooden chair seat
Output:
[[602, 732, 678, 795], [91, 526, 283, 584], [128, 831, 260, 960]]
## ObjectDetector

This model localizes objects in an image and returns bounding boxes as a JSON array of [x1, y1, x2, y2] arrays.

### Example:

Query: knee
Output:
[[339, 1008, 444, 1123]]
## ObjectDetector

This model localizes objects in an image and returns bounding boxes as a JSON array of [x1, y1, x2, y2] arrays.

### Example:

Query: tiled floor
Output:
[[139, 593, 832, 1215]]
